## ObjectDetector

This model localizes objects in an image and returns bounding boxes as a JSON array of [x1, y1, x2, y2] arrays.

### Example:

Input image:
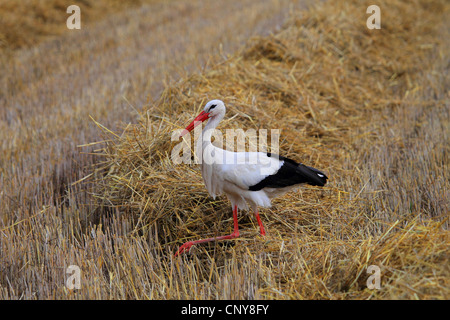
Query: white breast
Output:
[[199, 145, 283, 209]]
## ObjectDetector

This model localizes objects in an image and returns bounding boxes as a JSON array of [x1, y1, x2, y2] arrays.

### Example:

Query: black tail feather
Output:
[[248, 153, 328, 191], [297, 163, 328, 187]]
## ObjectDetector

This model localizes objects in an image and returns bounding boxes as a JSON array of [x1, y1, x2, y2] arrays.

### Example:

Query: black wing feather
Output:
[[248, 153, 328, 191]]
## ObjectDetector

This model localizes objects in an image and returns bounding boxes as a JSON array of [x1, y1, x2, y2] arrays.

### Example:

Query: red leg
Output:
[[254, 210, 266, 236], [175, 205, 240, 256]]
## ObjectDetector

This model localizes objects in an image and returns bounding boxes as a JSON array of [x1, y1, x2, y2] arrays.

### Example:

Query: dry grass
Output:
[[0, 0, 147, 51], [1, 0, 449, 299]]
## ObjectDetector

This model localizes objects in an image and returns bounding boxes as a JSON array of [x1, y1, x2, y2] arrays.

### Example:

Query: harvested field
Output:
[[0, 0, 449, 300]]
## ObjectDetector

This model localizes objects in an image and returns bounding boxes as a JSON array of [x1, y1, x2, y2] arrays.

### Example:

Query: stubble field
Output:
[[0, 0, 448, 299]]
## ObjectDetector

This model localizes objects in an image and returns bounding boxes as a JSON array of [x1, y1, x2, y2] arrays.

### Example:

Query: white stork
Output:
[[175, 100, 328, 256]]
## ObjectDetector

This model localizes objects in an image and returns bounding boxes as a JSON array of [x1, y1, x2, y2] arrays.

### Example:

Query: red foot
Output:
[[255, 211, 266, 236], [175, 241, 194, 256], [175, 205, 240, 257], [260, 227, 266, 237]]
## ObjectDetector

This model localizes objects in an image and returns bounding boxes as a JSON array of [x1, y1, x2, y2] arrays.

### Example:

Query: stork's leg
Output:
[[175, 205, 240, 256], [254, 209, 266, 236]]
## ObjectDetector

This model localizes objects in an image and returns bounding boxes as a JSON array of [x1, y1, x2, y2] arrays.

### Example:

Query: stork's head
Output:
[[203, 99, 226, 117], [180, 100, 226, 137]]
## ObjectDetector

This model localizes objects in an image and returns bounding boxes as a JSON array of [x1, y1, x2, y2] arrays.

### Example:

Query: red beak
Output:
[[180, 111, 210, 137]]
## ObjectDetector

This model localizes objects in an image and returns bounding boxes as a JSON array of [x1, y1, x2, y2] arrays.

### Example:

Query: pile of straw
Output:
[[86, 0, 449, 299]]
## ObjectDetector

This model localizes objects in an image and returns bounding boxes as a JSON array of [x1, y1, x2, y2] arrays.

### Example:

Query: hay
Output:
[[0, 0, 151, 51], [87, 0, 449, 299]]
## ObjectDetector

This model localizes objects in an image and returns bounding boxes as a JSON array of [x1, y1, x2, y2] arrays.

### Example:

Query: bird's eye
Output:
[[209, 104, 217, 112]]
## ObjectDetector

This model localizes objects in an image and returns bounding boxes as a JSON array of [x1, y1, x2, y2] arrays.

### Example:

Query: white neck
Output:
[[202, 114, 223, 143], [196, 113, 223, 168], [196, 111, 225, 197]]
